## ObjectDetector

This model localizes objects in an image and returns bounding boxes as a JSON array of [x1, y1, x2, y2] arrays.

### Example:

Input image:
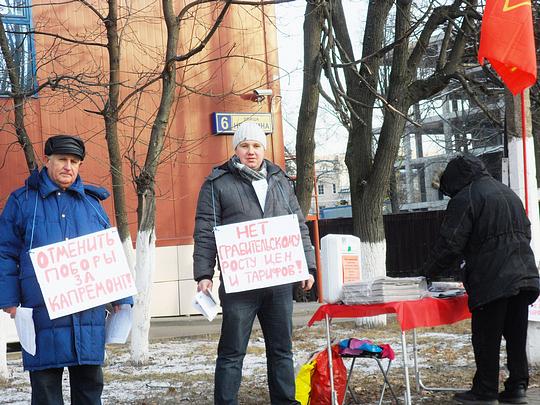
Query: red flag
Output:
[[478, 0, 537, 95]]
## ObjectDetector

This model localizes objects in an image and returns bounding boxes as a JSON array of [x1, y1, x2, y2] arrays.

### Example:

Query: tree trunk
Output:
[[295, 0, 325, 216], [130, 190, 156, 365], [337, 0, 392, 253], [334, 0, 393, 239], [299, 0, 477, 324], [130, 0, 180, 364], [103, 0, 135, 264], [336, 0, 394, 327]]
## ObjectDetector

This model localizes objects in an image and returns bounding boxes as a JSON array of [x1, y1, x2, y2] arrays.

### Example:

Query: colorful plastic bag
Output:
[[309, 345, 347, 405], [295, 359, 316, 405]]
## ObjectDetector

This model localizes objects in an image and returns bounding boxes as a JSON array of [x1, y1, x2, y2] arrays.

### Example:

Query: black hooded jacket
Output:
[[423, 154, 539, 310]]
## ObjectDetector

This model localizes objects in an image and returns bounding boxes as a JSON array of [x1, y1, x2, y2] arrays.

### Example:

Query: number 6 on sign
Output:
[[220, 115, 230, 130]]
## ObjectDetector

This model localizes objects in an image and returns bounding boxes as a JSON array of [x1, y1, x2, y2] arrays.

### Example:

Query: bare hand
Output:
[[301, 275, 315, 291], [2, 307, 17, 319], [197, 279, 213, 294]]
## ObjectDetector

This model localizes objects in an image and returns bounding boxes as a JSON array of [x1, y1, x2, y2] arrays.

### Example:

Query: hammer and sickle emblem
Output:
[[502, 0, 531, 11]]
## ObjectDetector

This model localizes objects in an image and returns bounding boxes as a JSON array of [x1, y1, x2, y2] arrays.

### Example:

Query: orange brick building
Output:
[[0, 1, 285, 316]]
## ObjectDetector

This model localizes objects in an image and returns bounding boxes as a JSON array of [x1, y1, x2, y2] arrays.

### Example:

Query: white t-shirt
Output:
[[252, 178, 268, 213]]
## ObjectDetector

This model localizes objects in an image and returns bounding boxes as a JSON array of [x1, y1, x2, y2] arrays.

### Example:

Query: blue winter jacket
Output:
[[0, 168, 133, 371]]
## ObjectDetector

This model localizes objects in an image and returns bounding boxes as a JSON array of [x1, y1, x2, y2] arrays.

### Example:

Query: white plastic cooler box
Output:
[[320, 234, 362, 303]]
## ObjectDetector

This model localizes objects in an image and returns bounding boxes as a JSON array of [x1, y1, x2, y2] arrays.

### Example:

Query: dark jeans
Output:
[[215, 284, 299, 405], [29, 365, 104, 405], [470, 290, 538, 399]]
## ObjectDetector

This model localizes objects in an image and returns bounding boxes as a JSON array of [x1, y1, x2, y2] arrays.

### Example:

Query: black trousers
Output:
[[471, 290, 537, 399], [29, 365, 103, 405]]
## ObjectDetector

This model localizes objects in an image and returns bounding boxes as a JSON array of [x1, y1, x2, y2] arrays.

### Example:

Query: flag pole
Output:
[[520, 90, 529, 215]]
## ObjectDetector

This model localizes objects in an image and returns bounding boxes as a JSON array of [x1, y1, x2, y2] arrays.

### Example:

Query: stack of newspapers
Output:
[[342, 276, 428, 304]]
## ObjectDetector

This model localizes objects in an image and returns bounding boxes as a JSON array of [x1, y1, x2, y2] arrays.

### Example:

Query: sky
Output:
[[274, 1, 369, 158]]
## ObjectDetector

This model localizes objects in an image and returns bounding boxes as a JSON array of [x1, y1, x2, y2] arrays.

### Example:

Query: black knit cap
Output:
[[44, 135, 85, 161]]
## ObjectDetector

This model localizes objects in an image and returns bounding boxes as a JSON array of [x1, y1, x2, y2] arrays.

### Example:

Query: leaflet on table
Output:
[[429, 289, 466, 298], [428, 281, 465, 298], [192, 291, 219, 322]]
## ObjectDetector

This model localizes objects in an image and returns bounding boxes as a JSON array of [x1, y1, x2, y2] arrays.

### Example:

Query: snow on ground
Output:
[[3, 318, 535, 405]]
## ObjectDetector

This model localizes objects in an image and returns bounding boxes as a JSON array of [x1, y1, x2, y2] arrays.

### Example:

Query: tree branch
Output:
[[174, 0, 232, 62]]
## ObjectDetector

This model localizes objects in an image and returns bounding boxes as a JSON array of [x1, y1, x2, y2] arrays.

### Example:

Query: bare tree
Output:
[[295, 0, 325, 215], [0, 9, 68, 379], [296, 0, 480, 306], [13, 0, 292, 365], [0, 13, 33, 381], [127, 0, 237, 364], [0, 12, 47, 171]]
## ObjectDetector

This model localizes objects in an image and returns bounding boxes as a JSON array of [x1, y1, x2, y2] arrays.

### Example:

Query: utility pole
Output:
[[505, 89, 540, 364]]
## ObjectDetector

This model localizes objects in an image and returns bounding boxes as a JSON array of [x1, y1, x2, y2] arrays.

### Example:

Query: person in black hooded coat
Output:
[[423, 154, 539, 405]]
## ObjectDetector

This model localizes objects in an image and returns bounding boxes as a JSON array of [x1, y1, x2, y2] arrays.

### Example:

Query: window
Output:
[[0, 0, 34, 95], [317, 184, 324, 195], [332, 183, 336, 193]]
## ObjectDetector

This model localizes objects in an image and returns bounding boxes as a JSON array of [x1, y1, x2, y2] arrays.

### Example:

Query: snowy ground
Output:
[[2, 317, 539, 404]]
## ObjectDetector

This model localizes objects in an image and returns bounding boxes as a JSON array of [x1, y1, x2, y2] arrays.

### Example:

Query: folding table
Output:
[[307, 295, 471, 405]]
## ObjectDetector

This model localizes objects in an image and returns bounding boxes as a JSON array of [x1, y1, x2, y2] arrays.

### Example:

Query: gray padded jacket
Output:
[[193, 158, 316, 282]]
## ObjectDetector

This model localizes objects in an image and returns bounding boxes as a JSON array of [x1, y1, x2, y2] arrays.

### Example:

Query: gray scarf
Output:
[[231, 155, 267, 182]]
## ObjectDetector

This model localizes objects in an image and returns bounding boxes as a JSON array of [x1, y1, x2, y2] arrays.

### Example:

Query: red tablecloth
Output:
[[307, 295, 471, 331]]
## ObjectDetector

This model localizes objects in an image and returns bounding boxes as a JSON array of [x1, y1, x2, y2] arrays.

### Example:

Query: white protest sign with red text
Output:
[[29, 228, 137, 320], [214, 214, 310, 293]]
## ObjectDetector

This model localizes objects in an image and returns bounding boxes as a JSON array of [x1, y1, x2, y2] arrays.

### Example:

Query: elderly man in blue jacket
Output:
[[0, 135, 133, 405]]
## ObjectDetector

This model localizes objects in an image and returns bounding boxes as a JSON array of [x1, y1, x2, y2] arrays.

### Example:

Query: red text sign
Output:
[[214, 215, 310, 293], [29, 228, 137, 319]]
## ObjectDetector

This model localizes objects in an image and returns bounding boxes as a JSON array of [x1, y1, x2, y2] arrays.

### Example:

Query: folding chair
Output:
[[340, 350, 400, 405]]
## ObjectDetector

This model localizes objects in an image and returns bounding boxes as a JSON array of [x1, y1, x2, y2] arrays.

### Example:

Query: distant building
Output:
[[395, 76, 504, 212], [311, 154, 350, 214]]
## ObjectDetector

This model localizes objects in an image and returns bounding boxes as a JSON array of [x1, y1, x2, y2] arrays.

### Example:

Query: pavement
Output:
[[149, 301, 320, 340], [149, 301, 540, 404]]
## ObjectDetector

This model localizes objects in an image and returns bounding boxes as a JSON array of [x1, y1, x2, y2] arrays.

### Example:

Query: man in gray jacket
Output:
[[193, 121, 316, 405]]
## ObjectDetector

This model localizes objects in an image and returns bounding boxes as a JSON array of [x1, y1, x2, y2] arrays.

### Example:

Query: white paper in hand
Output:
[[192, 291, 219, 322], [105, 304, 133, 344], [14, 307, 36, 356]]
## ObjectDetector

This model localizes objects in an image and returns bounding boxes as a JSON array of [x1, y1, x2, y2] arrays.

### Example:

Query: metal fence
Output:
[[307, 210, 460, 280]]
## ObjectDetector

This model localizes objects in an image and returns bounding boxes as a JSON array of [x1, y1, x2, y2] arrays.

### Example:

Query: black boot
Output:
[[454, 390, 499, 405], [499, 386, 527, 404]]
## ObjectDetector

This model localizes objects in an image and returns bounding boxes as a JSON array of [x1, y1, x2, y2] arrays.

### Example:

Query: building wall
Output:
[[0, 1, 284, 316]]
